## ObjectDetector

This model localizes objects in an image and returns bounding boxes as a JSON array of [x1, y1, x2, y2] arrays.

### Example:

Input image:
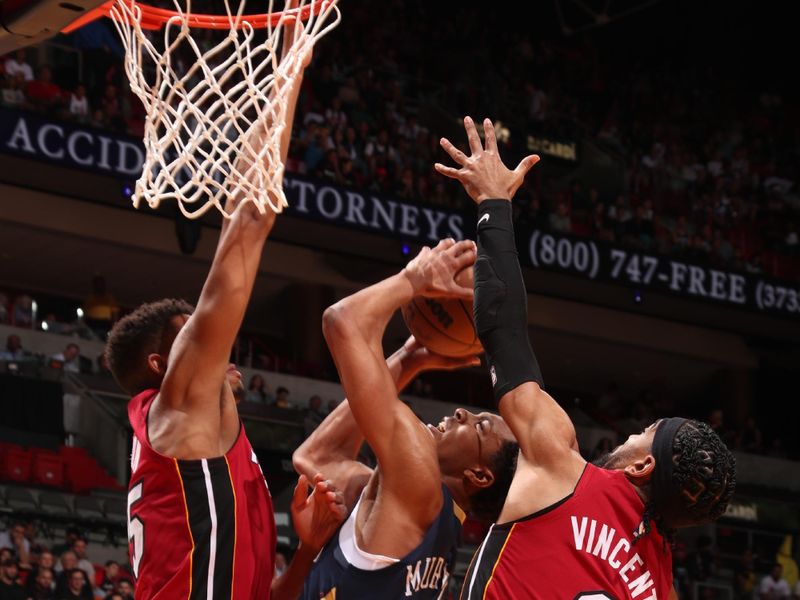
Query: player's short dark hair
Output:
[[469, 439, 519, 522], [637, 420, 736, 544], [105, 298, 194, 395]]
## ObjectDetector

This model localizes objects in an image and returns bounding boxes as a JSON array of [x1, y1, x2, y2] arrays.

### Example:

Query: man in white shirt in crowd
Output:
[[50, 343, 81, 373], [3, 49, 33, 81], [760, 563, 792, 600]]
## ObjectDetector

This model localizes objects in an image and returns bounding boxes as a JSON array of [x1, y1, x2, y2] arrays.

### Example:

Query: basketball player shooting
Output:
[[297, 241, 520, 599], [435, 117, 737, 599], [103, 23, 345, 600]]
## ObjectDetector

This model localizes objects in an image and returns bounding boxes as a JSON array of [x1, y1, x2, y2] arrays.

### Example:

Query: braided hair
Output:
[[633, 419, 736, 546]]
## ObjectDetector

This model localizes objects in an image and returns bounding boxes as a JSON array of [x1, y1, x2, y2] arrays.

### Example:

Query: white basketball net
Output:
[[109, 0, 341, 218]]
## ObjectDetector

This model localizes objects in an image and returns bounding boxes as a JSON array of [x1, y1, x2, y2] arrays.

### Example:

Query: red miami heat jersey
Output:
[[127, 389, 276, 600], [460, 464, 673, 600]]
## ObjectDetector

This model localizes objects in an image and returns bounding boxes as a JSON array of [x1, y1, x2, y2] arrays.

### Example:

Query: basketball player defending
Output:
[[103, 28, 345, 600], [297, 241, 519, 599], [435, 116, 736, 599]]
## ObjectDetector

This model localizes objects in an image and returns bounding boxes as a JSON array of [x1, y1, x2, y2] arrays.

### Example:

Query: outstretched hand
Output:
[[435, 116, 540, 203], [291, 473, 347, 553], [404, 238, 476, 300]]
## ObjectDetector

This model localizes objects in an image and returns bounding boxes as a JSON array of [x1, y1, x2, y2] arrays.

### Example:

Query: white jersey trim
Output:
[[337, 491, 400, 571]]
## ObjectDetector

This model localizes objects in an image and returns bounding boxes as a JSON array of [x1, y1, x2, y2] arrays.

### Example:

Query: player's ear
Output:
[[623, 453, 655, 488], [146, 353, 167, 377], [464, 466, 495, 490]]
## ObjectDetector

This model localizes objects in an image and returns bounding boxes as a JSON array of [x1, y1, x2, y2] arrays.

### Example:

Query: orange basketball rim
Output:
[[63, 0, 331, 33]]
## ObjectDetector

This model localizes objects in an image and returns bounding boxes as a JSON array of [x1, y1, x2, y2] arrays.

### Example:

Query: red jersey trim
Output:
[[174, 458, 195, 600], [225, 455, 236, 600], [482, 523, 516, 600]]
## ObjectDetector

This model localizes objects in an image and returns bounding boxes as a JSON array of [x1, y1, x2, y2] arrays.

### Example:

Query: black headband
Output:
[[650, 417, 688, 521]]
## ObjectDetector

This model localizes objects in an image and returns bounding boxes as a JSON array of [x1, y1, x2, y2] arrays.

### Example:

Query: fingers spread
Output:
[[434, 163, 461, 179], [439, 137, 468, 166], [483, 118, 498, 153], [514, 154, 541, 177], [464, 116, 482, 155]]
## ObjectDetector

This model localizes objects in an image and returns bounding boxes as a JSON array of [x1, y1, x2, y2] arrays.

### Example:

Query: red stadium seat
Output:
[[31, 450, 65, 487], [1, 446, 32, 483]]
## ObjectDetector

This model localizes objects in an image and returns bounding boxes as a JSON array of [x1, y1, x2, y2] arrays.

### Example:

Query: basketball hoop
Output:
[[65, 0, 340, 219]]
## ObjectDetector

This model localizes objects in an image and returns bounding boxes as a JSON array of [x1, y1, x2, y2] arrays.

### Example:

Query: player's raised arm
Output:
[[158, 26, 311, 414], [435, 117, 577, 465], [321, 240, 475, 523], [293, 337, 479, 510]]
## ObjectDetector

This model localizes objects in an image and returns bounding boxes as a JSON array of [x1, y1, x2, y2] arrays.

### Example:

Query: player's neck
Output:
[[442, 476, 471, 515]]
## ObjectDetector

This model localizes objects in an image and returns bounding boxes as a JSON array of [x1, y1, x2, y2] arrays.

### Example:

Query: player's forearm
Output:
[[292, 344, 422, 477], [293, 399, 364, 479], [270, 543, 319, 600], [473, 200, 543, 401]]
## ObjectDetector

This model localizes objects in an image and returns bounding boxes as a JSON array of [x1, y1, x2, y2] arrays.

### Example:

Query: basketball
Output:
[[401, 267, 483, 358]]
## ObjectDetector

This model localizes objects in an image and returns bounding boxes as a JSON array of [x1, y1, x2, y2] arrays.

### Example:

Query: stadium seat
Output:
[[39, 490, 72, 516], [75, 495, 105, 520], [5, 486, 38, 512], [1, 446, 32, 483], [104, 496, 126, 523], [31, 451, 65, 487]]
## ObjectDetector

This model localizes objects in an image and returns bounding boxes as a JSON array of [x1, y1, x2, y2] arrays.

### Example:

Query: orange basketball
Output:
[[401, 267, 483, 358]]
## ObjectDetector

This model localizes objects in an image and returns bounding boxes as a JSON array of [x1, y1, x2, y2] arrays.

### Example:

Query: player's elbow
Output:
[[322, 302, 355, 344], [292, 446, 317, 480]]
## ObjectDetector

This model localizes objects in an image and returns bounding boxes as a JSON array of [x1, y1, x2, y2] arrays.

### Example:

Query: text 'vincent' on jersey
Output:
[[460, 464, 674, 600], [303, 485, 466, 599]]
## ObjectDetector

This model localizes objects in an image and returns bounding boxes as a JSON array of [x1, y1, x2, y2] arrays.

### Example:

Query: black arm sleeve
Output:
[[473, 199, 543, 402]]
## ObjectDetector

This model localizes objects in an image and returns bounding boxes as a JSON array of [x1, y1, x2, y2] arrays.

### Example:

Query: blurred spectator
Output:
[[274, 386, 290, 409], [25, 66, 61, 110], [70, 539, 93, 584], [0, 550, 11, 564], [0, 558, 24, 600], [83, 276, 118, 338], [0, 523, 30, 568], [57, 568, 90, 600], [688, 535, 716, 583], [1, 334, 27, 361], [734, 548, 756, 600], [760, 563, 791, 599], [27, 551, 55, 590], [245, 374, 271, 404], [41, 314, 73, 336], [12, 295, 33, 327], [549, 202, 572, 233], [54, 552, 91, 599], [1, 74, 27, 107], [94, 561, 119, 597], [50, 343, 81, 373], [26, 566, 55, 600], [68, 85, 90, 121], [103, 594, 123, 600], [326, 399, 339, 414], [303, 395, 325, 436], [51, 530, 79, 558], [115, 580, 133, 599], [4, 50, 33, 81]]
